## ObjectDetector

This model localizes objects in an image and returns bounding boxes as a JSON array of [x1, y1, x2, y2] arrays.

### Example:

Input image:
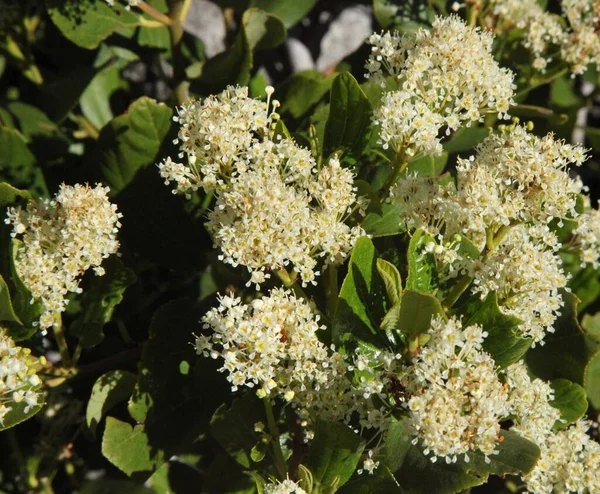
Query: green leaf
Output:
[[0, 372, 45, 431], [584, 349, 600, 409], [0, 127, 47, 196], [568, 265, 600, 312], [0, 274, 21, 325], [397, 289, 445, 341], [443, 126, 489, 154], [210, 393, 266, 469], [249, 0, 317, 28], [549, 379, 588, 429], [550, 76, 583, 108], [333, 236, 389, 347], [70, 257, 136, 348], [323, 72, 372, 162], [527, 292, 600, 385], [461, 430, 540, 477], [86, 370, 137, 437], [95, 97, 172, 194], [40, 64, 98, 123], [2, 240, 44, 341], [402, 153, 448, 178], [362, 203, 406, 238], [305, 420, 365, 490], [102, 417, 165, 478], [279, 70, 333, 119], [46, 0, 140, 50], [582, 312, 600, 344], [406, 230, 437, 293], [464, 293, 530, 368], [383, 419, 411, 472], [394, 444, 482, 493], [376, 258, 402, 306], [383, 417, 536, 493], [80, 66, 128, 129], [111, 299, 219, 480], [243, 8, 287, 51]]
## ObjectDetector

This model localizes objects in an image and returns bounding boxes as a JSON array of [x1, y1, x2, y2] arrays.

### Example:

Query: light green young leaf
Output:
[[406, 229, 437, 293], [376, 258, 402, 306]]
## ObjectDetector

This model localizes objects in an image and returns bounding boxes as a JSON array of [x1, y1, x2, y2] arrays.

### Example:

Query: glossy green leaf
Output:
[[46, 0, 140, 50], [333, 236, 389, 346], [402, 152, 448, 178], [0, 274, 21, 325], [250, 0, 317, 27], [0, 374, 45, 432], [243, 8, 287, 51], [462, 430, 540, 477], [86, 370, 137, 437], [108, 300, 216, 479], [550, 76, 583, 108], [305, 420, 365, 490], [465, 293, 529, 368], [584, 349, 600, 409], [2, 240, 44, 341], [80, 66, 128, 129], [0, 127, 47, 196], [323, 72, 372, 162], [70, 257, 136, 348], [550, 379, 588, 429], [527, 292, 600, 384], [95, 97, 172, 194], [210, 393, 266, 469], [443, 126, 489, 154], [279, 70, 333, 119], [102, 417, 165, 478], [397, 289, 445, 341]]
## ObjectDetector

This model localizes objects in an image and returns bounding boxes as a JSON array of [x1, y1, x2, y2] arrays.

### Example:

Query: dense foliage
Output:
[[1, 0, 600, 492]]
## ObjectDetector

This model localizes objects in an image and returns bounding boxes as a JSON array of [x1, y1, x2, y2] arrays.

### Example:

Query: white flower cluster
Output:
[[160, 86, 364, 287], [471, 226, 567, 343], [504, 361, 561, 446], [5, 184, 122, 331], [471, 0, 565, 72], [264, 478, 307, 494], [391, 126, 591, 344], [525, 419, 600, 493], [507, 363, 600, 492], [0, 328, 43, 425], [572, 195, 600, 268], [406, 317, 510, 464], [366, 15, 515, 157], [561, 0, 600, 75], [197, 289, 357, 423]]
